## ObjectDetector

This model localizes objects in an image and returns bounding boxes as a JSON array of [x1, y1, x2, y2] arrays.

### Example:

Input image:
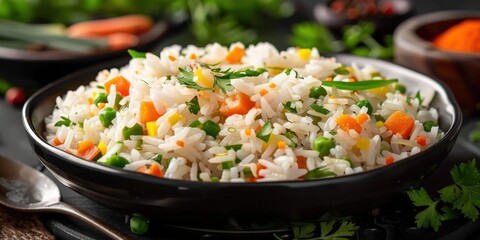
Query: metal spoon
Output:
[[0, 155, 131, 240]]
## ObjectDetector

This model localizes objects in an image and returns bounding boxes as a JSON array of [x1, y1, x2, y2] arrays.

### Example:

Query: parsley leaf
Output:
[[319, 220, 359, 240], [439, 159, 480, 221], [407, 187, 443, 232], [186, 96, 200, 115], [293, 223, 316, 239], [54, 116, 73, 127], [177, 67, 213, 91], [310, 104, 330, 115]]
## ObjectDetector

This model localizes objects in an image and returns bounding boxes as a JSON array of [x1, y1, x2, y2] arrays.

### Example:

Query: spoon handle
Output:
[[46, 202, 132, 240]]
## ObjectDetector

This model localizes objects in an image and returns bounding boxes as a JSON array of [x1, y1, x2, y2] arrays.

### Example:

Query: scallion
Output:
[[321, 79, 397, 90], [310, 104, 330, 114], [256, 121, 272, 143], [203, 120, 220, 138]]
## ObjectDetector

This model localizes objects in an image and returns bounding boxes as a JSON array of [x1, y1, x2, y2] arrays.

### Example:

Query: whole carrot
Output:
[[67, 14, 153, 38]]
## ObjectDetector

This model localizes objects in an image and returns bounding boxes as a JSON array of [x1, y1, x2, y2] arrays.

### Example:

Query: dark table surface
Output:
[[1, 1, 480, 239]]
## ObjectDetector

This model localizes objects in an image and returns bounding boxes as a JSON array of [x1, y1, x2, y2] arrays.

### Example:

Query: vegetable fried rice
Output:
[[45, 43, 442, 182]]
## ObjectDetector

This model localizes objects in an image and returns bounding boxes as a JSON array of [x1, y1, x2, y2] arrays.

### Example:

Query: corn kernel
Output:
[[146, 121, 158, 137], [355, 138, 370, 150], [262, 135, 275, 151], [375, 121, 384, 128], [168, 112, 184, 126], [368, 86, 389, 96], [194, 68, 214, 88], [268, 83, 277, 88], [298, 48, 311, 60], [98, 142, 108, 156]]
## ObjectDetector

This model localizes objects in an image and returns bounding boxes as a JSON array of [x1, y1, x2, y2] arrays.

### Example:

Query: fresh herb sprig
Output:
[[275, 219, 359, 240], [407, 159, 480, 232], [321, 79, 397, 91], [177, 65, 267, 93]]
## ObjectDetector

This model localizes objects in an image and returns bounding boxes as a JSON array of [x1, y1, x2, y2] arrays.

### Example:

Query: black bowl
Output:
[[23, 55, 462, 230], [0, 20, 169, 89]]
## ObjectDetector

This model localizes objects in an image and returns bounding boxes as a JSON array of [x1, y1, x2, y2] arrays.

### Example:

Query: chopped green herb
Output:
[[373, 114, 386, 122], [54, 116, 73, 127], [128, 49, 147, 58], [310, 104, 330, 115], [309, 86, 327, 99], [225, 144, 242, 151], [188, 119, 202, 128], [423, 121, 438, 132], [177, 67, 213, 91], [228, 127, 236, 133], [394, 83, 406, 94], [321, 79, 397, 90], [283, 101, 297, 113], [135, 139, 143, 150], [96, 85, 105, 89], [243, 167, 253, 178], [150, 154, 163, 164], [186, 96, 200, 115], [211, 176, 220, 182], [334, 66, 350, 75], [285, 130, 297, 147], [407, 188, 443, 232], [256, 121, 272, 143], [285, 68, 298, 77], [304, 166, 336, 180]]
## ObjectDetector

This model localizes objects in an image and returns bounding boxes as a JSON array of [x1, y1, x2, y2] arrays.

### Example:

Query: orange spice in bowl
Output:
[[432, 19, 480, 53]]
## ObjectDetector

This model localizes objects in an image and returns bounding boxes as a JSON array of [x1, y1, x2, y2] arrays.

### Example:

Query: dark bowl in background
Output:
[[394, 11, 480, 115], [23, 55, 462, 230], [0, 20, 169, 89]]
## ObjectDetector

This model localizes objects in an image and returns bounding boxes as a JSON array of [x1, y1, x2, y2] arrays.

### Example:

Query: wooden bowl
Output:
[[394, 11, 480, 115]]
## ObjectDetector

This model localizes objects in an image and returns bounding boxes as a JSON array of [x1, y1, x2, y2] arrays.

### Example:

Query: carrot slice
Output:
[[77, 140, 101, 161], [140, 101, 162, 124], [136, 163, 164, 177], [384, 111, 415, 139], [226, 46, 244, 64], [336, 114, 363, 133], [385, 156, 394, 165], [354, 113, 369, 125], [104, 75, 130, 97], [297, 156, 308, 169], [219, 92, 255, 117], [416, 136, 427, 146], [256, 163, 267, 179]]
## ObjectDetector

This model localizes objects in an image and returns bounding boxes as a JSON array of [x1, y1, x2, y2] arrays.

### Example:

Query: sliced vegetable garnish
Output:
[[256, 121, 273, 143], [150, 154, 163, 163], [285, 130, 297, 147], [225, 144, 242, 151], [309, 86, 327, 99], [423, 121, 438, 132], [186, 96, 200, 115], [127, 49, 147, 58], [188, 119, 202, 128], [334, 66, 350, 75], [285, 68, 298, 77], [243, 167, 254, 178], [304, 166, 336, 180], [322, 79, 397, 90], [283, 101, 297, 113], [310, 104, 330, 114], [54, 116, 73, 127]]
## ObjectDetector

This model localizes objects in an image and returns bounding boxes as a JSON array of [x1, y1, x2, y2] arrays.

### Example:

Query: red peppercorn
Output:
[[5, 87, 26, 106]]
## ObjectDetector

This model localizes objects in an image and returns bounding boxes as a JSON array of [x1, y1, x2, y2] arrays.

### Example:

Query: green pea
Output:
[[394, 83, 406, 94], [203, 120, 220, 138], [130, 214, 149, 235], [99, 107, 116, 128], [93, 93, 108, 106], [221, 160, 234, 170], [423, 121, 438, 132], [122, 123, 143, 140], [309, 86, 327, 99], [104, 154, 129, 168], [356, 100, 373, 115], [312, 136, 335, 157]]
